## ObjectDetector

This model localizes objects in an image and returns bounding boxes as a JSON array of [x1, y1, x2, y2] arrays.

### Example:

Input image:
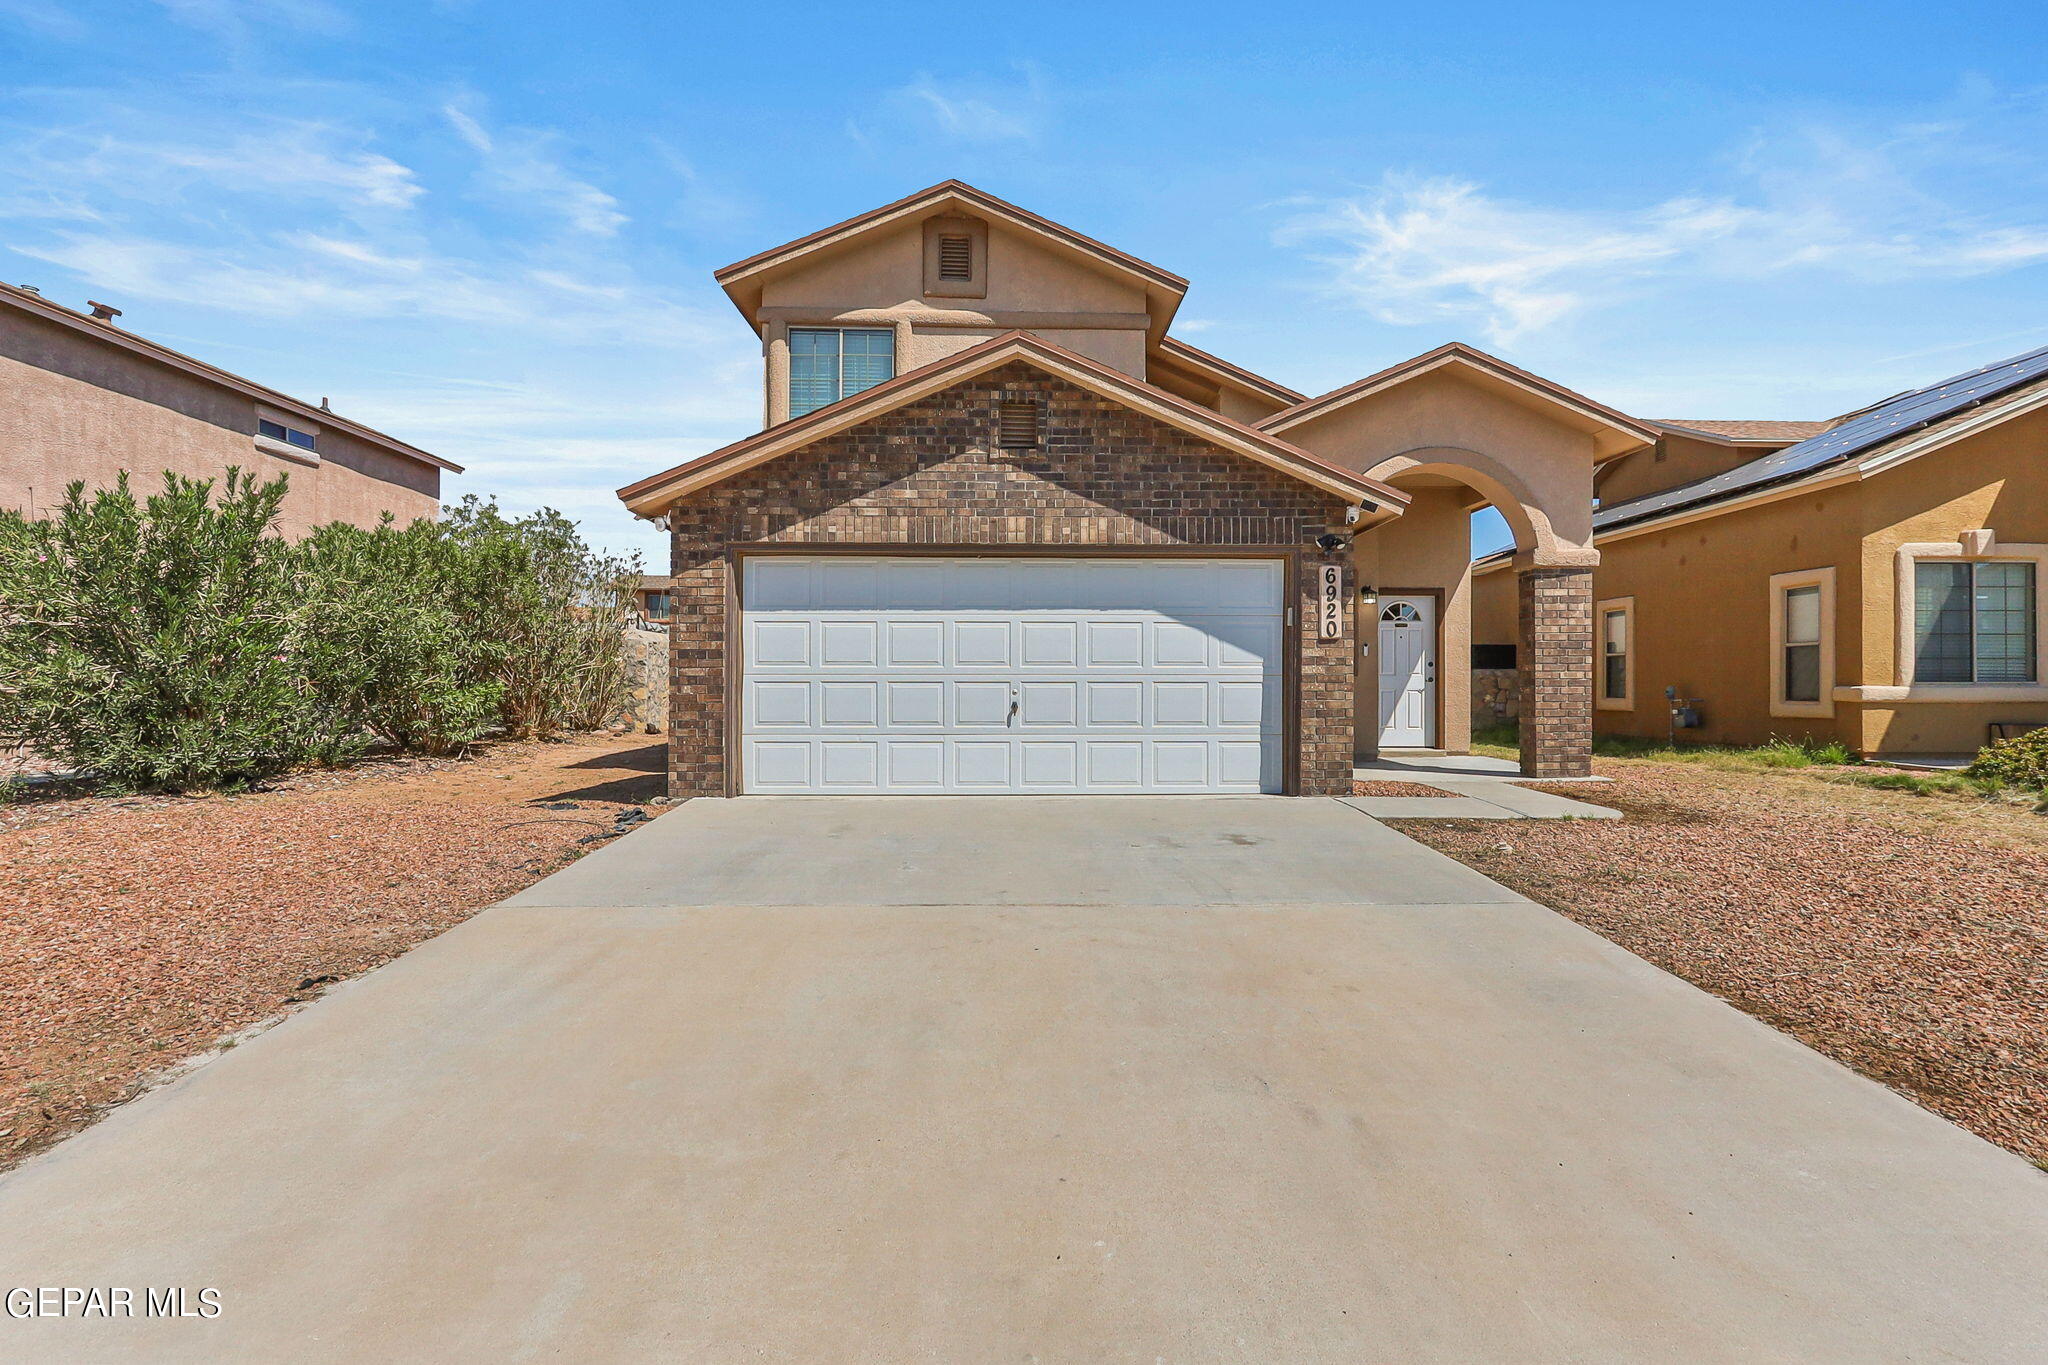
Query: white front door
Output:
[[1376, 595, 1436, 748], [740, 556, 1285, 794]]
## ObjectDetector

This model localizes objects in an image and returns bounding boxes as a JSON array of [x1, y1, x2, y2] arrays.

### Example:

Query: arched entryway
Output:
[[1256, 345, 1650, 781]]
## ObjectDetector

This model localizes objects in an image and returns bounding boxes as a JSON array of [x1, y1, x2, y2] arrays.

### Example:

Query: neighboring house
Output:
[[635, 576, 677, 625], [1, 282, 456, 533], [619, 180, 1648, 796], [1472, 347, 2048, 757]]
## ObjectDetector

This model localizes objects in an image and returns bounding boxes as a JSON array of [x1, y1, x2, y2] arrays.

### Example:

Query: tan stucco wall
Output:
[[0, 310, 440, 534], [1473, 563, 1516, 645], [755, 217, 1155, 420], [1279, 369, 1606, 560], [1352, 488, 1475, 756], [1571, 404, 2048, 754], [1597, 432, 1768, 507]]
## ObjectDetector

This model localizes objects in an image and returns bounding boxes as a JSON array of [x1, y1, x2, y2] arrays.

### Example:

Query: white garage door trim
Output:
[[740, 555, 1288, 794]]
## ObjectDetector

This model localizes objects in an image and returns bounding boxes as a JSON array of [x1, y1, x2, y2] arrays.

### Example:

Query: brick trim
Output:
[[1517, 567, 1594, 778], [666, 362, 1355, 795]]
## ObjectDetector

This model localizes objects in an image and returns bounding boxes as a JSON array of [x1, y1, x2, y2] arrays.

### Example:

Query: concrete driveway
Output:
[[3, 798, 2045, 1362]]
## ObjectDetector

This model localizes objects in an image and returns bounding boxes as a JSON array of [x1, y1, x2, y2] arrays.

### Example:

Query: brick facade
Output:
[[666, 361, 1354, 796], [1516, 567, 1595, 777]]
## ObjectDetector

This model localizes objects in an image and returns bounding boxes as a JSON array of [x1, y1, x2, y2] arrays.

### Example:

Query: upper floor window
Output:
[[1914, 560, 2036, 683], [789, 328, 894, 417], [258, 417, 317, 452]]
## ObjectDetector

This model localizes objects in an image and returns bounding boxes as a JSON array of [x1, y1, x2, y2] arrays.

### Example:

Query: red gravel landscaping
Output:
[[1394, 761, 2048, 1167], [1349, 780, 1455, 798], [0, 733, 667, 1169]]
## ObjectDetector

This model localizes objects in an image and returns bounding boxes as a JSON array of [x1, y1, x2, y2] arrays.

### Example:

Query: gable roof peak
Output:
[[617, 328, 1403, 517]]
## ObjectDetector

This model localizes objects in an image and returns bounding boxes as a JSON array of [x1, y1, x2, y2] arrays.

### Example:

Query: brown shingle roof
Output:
[[1653, 419, 1831, 442]]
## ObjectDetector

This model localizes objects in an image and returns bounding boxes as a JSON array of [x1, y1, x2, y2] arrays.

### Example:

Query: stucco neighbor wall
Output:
[[0, 309, 440, 534], [663, 361, 1356, 797], [1582, 402, 2048, 754]]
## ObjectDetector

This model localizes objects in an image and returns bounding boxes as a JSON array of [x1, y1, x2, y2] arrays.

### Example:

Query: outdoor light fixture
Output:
[[1314, 532, 1349, 554]]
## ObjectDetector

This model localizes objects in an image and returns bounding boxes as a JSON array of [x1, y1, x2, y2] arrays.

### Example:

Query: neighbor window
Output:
[[257, 417, 317, 452], [789, 328, 894, 417], [1597, 597, 1633, 709], [1781, 585, 1822, 702], [1769, 567, 1835, 718], [642, 590, 674, 622], [1914, 560, 2037, 683]]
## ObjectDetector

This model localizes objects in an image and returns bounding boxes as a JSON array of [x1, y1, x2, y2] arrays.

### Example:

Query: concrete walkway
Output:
[[2, 799, 2045, 1361]]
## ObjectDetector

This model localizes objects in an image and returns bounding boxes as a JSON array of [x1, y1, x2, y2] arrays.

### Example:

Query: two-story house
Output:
[[618, 181, 1654, 797], [1, 282, 455, 533]]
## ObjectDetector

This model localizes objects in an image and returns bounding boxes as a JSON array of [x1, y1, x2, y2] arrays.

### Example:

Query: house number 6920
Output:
[[1317, 564, 1343, 640]]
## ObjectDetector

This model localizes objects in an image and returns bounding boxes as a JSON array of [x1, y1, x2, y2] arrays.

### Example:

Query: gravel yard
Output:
[[1396, 763, 2048, 1166], [0, 732, 666, 1169]]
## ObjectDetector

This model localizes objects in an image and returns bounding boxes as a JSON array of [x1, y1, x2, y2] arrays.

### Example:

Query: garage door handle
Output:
[[1008, 685, 1020, 727]]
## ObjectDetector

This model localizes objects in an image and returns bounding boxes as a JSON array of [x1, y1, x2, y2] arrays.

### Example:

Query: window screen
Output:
[[789, 329, 895, 417], [1602, 609, 1628, 700], [1915, 560, 2036, 683], [1782, 585, 1821, 702]]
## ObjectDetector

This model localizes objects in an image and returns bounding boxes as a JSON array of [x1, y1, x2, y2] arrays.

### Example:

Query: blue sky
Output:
[[5, 1, 2048, 563]]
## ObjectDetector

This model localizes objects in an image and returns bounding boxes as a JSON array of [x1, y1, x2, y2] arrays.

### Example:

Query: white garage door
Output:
[[741, 556, 1285, 794]]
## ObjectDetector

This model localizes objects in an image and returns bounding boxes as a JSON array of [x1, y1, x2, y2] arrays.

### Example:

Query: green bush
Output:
[[0, 471, 350, 791], [0, 474, 638, 793], [1967, 727, 2048, 790], [433, 497, 636, 739], [295, 518, 502, 754]]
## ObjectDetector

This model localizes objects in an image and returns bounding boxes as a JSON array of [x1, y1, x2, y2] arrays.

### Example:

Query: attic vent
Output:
[[998, 400, 1040, 449], [938, 235, 973, 281]]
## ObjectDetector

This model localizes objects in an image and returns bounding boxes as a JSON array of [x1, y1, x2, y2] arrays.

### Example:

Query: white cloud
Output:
[[1280, 120, 2048, 343], [0, 0, 88, 39], [883, 67, 1048, 144], [442, 100, 626, 237], [153, 0, 348, 40], [11, 121, 423, 215]]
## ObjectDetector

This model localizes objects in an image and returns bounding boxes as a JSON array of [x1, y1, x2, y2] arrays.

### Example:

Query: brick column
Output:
[[1517, 567, 1593, 778], [667, 545, 730, 797]]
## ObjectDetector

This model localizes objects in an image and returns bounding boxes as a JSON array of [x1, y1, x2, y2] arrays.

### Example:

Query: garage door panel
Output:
[[1152, 741, 1211, 787], [954, 683, 1012, 727], [1018, 682, 1077, 726], [1086, 743, 1145, 787], [751, 620, 811, 667], [887, 743, 947, 788], [1212, 617, 1281, 670], [818, 681, 878, 727], [1019, 621, 1079, 667], [747, 559, 815, 611], [1153, 681, 1210, 727], [1085, 621, 1145, 668], [952, 620, 1012, 668], [953, 742, 1012, 788], [819, 561, 880, 610], [751, 681, 811, 727], [1020, 742, 1079, 787], [885, 682, 945, 727], [742, 557, 1284, 794], [819, 621, 879, 667], [884, 620, 946, 667]]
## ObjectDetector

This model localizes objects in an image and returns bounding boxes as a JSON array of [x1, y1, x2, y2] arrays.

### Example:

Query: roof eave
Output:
[[0, 283, 460, 474], [618, 331, 1404, 517], [1260, 343, 1658, 454]]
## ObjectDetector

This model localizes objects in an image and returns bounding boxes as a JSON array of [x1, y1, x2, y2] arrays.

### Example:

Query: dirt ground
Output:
[[1395, 762, 2048, 1167], [0, 732, 666, 1169]]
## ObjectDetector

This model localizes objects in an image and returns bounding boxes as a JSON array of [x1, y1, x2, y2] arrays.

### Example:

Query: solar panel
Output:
[[1596, 343, 2048, 531]]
